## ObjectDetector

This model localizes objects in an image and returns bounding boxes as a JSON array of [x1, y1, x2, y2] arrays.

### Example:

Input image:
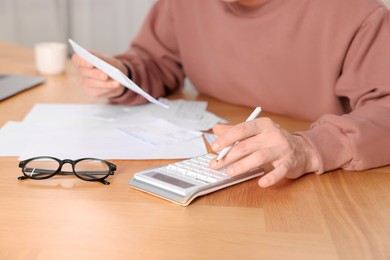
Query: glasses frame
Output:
[[18, 156, 117, 185]]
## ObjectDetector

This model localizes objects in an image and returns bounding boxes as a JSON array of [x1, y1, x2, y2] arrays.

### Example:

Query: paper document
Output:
[[0, 121, 207, 160], [136, 98, 228, 131], [23, 103, 145, 124], [23, 102, 227, 131], [118, 117, 202, 146], [0, 102, 229, 160], [68, 38, 168, 108]]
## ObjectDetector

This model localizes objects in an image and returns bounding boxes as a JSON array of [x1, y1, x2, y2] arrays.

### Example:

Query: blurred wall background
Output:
[[0, 0, 156, 55], [1, 0, 390, 56]]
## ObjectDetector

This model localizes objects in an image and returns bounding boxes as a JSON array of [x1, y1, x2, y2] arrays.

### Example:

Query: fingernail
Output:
[[209, 160, 216, 168], [212, 143, 220, 151]]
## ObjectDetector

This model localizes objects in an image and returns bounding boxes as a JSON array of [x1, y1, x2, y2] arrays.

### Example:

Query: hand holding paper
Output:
[[69, 39, 169, 108]]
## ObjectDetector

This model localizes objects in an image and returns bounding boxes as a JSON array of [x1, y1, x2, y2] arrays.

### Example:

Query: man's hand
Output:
[[209, 117, 319, 187]]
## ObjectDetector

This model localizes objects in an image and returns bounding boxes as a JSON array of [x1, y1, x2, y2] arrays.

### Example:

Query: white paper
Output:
[[0, 122, 207, 160], [68, 38, 169, 108], [0, 102, 228, 160], [118, 117, 202, 146], [136, 98, 228, 131], [0, 121, 33, 156], [23, 102, 227, 131], [23, 103, 145, 125]]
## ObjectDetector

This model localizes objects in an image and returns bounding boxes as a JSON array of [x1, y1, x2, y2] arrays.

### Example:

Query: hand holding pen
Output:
[[216, 107, 262, 161], [210, 106, 319, 188]]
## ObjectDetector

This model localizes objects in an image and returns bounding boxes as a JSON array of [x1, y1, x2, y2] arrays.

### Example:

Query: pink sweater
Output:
[[114, 0, 390, 173]]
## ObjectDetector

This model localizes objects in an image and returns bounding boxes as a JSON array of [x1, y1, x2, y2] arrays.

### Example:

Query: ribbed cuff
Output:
[[295, 124, 352, 174], [109, 87, 128, 99], [109, 58, 132, 100]]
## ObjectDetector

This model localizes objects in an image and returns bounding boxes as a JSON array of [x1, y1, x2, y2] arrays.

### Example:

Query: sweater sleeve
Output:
[[297, 6, 390, 173], [111, 0, 184, 105]]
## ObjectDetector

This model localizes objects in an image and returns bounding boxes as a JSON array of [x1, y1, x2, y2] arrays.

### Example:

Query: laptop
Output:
[[0, 74, 45, 101]]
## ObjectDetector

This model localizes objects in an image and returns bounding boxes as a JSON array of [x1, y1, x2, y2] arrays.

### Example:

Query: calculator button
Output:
[[206, 176, 218, 182], [196, 174, 210, 183], [184, 171, 197, 179], [164, 154, 228, 184]]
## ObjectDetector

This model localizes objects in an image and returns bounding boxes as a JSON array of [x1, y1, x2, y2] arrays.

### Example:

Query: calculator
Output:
[[129, 153, 264, 206]]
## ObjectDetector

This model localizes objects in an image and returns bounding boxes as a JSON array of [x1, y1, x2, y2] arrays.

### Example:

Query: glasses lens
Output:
[[23, 158, 60, 179], [74, 159, 110, 181]]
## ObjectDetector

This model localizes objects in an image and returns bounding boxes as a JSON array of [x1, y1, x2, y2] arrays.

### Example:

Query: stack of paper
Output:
[[0, 99, 226, 160], [0, 39, 227, 161]]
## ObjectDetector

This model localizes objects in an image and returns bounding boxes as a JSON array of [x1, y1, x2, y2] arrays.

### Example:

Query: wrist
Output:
[[109, 60, 131, 99], [115, 59, 132, 78], [294, 135, 320, 173]]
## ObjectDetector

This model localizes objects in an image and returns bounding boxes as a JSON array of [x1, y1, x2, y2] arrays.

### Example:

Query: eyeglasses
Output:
[[18, 156, 116, 185]]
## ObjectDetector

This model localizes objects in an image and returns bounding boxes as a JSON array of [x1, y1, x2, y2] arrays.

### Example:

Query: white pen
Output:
[[216, 106, 262, 161]]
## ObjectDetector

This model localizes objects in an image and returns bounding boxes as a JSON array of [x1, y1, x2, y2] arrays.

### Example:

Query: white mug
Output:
[[35, 42, 67, 75]]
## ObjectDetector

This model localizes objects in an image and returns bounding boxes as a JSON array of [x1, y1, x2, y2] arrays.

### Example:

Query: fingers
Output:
[[211, 119, 260, 154], [210, 116, 313, 188], [80, 78, 123, 98], [71, 53, 125, 98], [71, 53, 93, 68], [257, 156, 305, 188], [212, 124, 232, 136], [211, 147, 278, 176], [212, 118, 275, 152], [79, 66, 109, 81], [211, 118, 279, 169], [72, 53, 109, 81], [258, 161, 289, 188]]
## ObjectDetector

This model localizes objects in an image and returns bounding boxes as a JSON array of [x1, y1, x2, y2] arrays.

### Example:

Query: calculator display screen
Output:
[[150, 172, 195, 189]]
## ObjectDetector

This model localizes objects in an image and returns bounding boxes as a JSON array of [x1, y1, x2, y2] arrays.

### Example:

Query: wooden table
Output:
[[1, 41, 389, 260]]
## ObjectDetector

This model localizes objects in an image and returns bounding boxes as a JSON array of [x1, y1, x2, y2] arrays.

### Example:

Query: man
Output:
[[72, 0, 390, 187]]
